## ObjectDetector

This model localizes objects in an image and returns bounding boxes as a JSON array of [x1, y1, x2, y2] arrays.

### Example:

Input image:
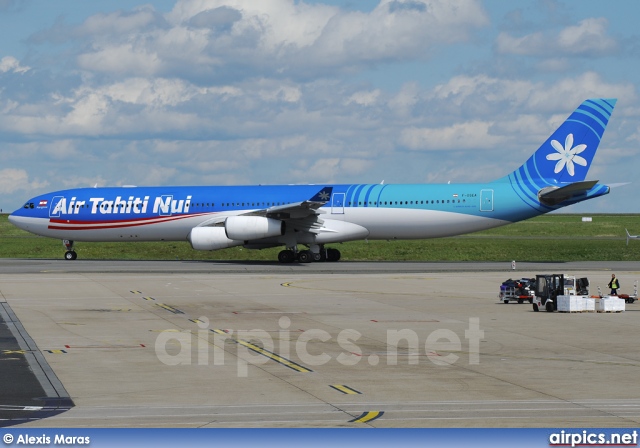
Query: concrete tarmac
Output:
[[0, 260, 639, 427]]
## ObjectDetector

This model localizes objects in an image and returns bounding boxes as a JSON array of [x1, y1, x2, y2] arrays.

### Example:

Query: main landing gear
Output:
[[277, 245, 341, 263], [63, 240, 77, 260]]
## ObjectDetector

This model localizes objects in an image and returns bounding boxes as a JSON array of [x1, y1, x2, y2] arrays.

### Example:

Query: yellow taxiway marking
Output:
[[330, 385, 362, 395], [130, 290, 142, 294], [143, 296, 155, 301], [155, 303, 184, 314], [45, 350, 67, 354], [211, 329, 312, 373], [3, 350, 26, 355], [349, 411, 383, 423]]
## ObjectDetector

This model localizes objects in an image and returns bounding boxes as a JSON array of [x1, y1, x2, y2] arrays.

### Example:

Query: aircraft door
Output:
[[480, 189, 494, 212], [331, 193, 345, 214]]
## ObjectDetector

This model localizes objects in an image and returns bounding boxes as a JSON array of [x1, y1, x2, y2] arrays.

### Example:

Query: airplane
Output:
[[626, 229, 639, 246], [9, 98, 617, 263]]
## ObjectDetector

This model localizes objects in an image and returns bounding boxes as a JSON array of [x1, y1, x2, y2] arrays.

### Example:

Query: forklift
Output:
[[532, 274, 589, 312]]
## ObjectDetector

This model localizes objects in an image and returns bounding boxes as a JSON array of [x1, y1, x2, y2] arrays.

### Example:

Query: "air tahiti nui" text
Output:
[[51, 195, 192, 215]]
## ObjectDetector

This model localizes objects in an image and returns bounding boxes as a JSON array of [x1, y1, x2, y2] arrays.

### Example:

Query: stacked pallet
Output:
[[598, 297, 626, 313], [557, 295, 596, 313]]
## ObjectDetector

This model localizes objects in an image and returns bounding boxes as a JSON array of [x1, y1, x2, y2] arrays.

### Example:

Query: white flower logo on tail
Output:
[[546, 133, 587, 176]]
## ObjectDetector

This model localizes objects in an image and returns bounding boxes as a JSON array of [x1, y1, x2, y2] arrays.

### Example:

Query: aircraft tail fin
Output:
[[514, 99, 616, 183], [504, 99, 616, 209]]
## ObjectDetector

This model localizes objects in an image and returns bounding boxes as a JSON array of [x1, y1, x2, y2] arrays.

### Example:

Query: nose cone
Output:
[[8, 212, 27, 231]]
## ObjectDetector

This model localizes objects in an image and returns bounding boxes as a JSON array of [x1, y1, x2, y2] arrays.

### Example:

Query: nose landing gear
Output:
[[63, 240, 77, 260]]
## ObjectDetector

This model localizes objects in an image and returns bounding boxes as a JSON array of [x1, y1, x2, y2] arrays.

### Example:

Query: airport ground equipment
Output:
[[498, 278, 535, 304], [532, 274, 589, 312]]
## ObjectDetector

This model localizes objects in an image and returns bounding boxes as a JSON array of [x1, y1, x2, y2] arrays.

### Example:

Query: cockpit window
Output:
[[23, 202, 34, 209]]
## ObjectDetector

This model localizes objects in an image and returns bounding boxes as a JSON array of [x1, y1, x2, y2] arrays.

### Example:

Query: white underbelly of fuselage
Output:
[[11, 208, 510, 243], [331, 208, 509, 239]]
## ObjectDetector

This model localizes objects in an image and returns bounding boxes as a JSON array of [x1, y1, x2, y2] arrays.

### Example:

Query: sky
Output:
[[0, 0, 639, 213]]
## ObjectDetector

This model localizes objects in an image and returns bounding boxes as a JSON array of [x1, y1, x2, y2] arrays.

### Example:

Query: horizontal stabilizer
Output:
[[538, 180, 600, 206]]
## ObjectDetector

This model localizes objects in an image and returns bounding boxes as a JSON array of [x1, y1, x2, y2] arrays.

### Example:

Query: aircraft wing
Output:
[[264, 186, 332, 219], [538, 180, 600, 206], [197, 186, 333, 227]]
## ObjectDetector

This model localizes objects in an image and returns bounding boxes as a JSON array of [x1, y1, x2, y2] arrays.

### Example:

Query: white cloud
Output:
[[557, 18, 617, 55], [77, 44, 163, 76], [427, 72, 635, 115], [346, 89, 381, 107], [0, 169, 47, 194], [433, 74, 533, 102], [255, 81, 302, 103], [78, 6, 161, 36], [535, 58, 572, 73], [0, 56, 30, 74], [290, 157, 373, 182], [401, 120, 504, 150], [60, 175, 108, 189], [100, 78, 202, 106], [524, 72, 635, 112], [68, 0, 489, 79], [388, 82, 420, 118], [496, 17, 617, 57]]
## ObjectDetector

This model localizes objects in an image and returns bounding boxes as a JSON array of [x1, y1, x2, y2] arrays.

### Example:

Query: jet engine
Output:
[[224, 216, 285, 240], [188, 227, 242, 251]]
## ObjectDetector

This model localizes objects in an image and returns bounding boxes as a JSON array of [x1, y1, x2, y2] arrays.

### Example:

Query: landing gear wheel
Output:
[[312, 252, 322, 262], [62, 239, 76, 260], [326, 248, 341, 262], [278, 250, 295, 263], [533, 303, 539, 312], [298, 250, 313, 263]]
